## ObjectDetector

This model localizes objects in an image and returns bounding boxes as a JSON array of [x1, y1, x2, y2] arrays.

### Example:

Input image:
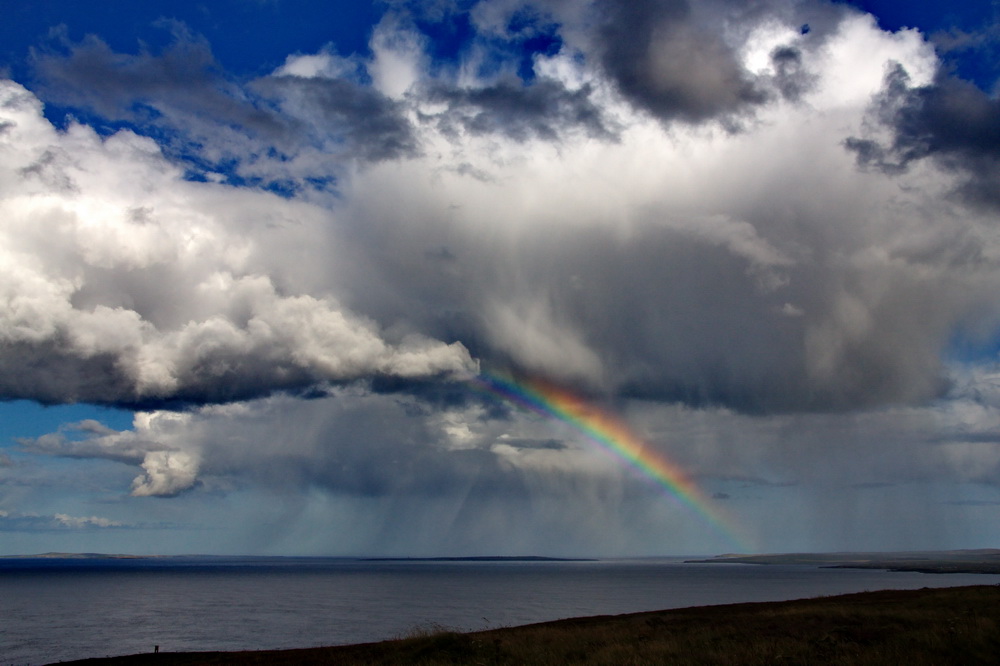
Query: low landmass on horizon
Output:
[[6, 549, 1000, 574], [687, 549, 1000, 575], [0, 553, 589, 562]]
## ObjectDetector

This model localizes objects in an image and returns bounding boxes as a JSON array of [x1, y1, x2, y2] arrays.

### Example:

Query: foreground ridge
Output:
[[60, 585, 1000, 665]]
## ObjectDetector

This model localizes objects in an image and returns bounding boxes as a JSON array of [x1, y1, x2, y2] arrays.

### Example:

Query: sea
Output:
[[3, 556, 999, 665]]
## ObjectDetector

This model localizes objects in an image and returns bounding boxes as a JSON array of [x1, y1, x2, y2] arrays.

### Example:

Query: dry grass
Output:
[[62, 585, 1000, 666]]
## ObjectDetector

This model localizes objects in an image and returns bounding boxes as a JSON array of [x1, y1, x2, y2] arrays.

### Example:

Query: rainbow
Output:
[[468, 371, 745, 547]]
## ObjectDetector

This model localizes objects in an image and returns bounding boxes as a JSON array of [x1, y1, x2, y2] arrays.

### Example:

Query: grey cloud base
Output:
[[17, 384, 1000, 553]]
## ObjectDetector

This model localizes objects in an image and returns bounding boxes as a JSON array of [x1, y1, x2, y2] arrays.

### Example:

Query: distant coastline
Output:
[[4, 550, 1000, 572], [0, 553, 591, 562], [0, 553, 598, 570], [686, 548, 1000, 574], [357, 555, 600, 562], [0, 552, 155, 559]]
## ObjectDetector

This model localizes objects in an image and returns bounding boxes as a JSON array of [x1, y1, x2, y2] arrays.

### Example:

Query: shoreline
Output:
[[56, 585, 1000, 665]]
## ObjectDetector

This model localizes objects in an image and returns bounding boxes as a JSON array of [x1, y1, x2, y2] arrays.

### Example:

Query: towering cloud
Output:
[[5, 4, 1000, 414], [595, 0, 766, 122], [0, 80, 474, 406]]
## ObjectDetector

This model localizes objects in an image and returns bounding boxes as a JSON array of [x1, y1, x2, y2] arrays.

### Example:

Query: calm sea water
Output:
[[2, 557, 999, 665]]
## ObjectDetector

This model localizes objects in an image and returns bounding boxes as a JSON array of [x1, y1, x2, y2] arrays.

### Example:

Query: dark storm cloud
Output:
[[0, 334, 349, 408], [846, 64, 1000, 207], [564, 228, 947, 413], [0, 340, 132, 406], [340, 198, 960, 414], [33, 25, 286, 139], [497, 438, 566, 451], [770, 45, 815, 101], [364, 376, 508, 417], [253, 75, 419, 162], [235, 436, 505, 499], [937, 433, 1000, 444], [424, 77, 617, 142], [32, 25, 420, 172], [594, 0, 767, 123]]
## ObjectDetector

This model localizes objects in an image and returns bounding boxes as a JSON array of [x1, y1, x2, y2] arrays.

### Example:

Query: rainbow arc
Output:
[[469, 371, 747, 548]]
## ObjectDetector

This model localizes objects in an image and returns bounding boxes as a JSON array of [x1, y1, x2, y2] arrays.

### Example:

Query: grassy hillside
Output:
[[63, 585, 1000, 665]]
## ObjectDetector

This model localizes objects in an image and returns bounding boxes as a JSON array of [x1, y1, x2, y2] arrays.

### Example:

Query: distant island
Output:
[[686, 549, 1000, 574]]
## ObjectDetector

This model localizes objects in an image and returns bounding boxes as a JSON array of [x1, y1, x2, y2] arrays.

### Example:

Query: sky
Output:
[[1, 0, 1000, 557]]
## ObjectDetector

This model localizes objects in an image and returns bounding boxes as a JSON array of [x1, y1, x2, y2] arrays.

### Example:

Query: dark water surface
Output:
[[3, 557, 999, 665]]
